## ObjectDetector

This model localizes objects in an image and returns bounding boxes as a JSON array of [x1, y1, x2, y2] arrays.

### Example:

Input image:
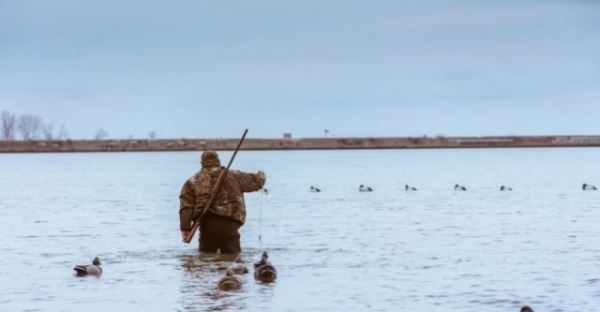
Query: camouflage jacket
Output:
[[179, 166, 266, 230]]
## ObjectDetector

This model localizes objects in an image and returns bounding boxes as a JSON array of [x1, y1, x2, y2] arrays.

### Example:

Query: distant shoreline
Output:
[[1, 135, 600, 153]]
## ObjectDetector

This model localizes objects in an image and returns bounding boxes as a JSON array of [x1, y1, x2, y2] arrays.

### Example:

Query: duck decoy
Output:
[[454, 184, 467, 191], [500, 185, 513, 191], [520, 305, 534, 312], [254, 251, 277, 283], [230, 263, 249, 274], [218, 269, 242, 291], [310, 186, 321, 192], [582, 183, 597, 191], [359, 184, 374, 192], [405, 184, 417, 191], [229, 255, 248, 274], [73, 257, 102, 277], [261, 188, 269, 195]]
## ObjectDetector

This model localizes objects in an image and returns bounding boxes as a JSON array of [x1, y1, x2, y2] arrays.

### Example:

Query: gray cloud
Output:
[[0, 0, 599, 138]]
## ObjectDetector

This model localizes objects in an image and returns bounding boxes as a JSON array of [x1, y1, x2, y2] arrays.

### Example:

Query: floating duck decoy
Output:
[[73, 257, 102, 277], [582, 183, 597, 191], [520, 305, 534, 312], [310, 186, 321, 192], [261, 188, 269, 195], [359, 184, 374, 192], [254, 251, 277, 283], [500, 185, 513, 191], [218, 269, 242, 291], [454, 184, 467, 191], [230, 263, 248, 274], [405, 184, 417, 191], [229, 255, 248, 274]]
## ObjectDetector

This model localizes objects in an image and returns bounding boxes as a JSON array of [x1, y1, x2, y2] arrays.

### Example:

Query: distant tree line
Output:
[[2, 110, 159, 141], [1, 110, 68, 141]]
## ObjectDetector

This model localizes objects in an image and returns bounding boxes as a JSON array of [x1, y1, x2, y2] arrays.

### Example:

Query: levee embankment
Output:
[[1, 135, 600, 153]]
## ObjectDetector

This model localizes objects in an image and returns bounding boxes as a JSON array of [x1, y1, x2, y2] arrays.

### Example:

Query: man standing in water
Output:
[[179, 150, 266, 253]]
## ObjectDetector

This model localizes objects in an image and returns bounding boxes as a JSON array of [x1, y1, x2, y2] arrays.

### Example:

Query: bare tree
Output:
[[95, 128, 108, 140], [148, 130, 157, 140], [18, 114, 43, 140], [1, 110, 16, 140], [57, 124, 69, 140], [42, 122, 54, 141]]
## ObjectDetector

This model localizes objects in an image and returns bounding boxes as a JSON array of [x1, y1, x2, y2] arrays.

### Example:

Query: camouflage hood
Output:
[[201, 150, 221, 168]]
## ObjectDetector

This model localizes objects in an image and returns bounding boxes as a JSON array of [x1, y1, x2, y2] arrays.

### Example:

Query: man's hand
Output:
[[181, 230, 191, 243]]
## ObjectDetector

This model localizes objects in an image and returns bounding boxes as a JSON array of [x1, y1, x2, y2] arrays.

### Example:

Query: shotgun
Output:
[[183, 129, 249, 244]]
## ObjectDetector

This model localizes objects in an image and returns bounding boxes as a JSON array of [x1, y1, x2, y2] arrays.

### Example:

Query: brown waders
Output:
[[199, 213, 242, 254]]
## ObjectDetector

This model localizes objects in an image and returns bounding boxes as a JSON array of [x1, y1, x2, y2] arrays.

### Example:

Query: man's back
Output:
[[189, 167, 266, 225], [179, 150, 266, 253]]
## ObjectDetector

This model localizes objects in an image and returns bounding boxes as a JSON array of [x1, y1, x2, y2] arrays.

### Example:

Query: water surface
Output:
[[1, 149, 599, 311]]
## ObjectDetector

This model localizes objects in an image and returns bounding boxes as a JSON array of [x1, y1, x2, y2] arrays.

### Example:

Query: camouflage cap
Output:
[[201, 150, 221, 167]]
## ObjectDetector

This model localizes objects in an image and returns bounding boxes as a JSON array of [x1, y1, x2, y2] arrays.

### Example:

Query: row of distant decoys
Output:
[[298, 183, 599, 193], [73, 252, 277, 291], [261, 183, 598, 194]]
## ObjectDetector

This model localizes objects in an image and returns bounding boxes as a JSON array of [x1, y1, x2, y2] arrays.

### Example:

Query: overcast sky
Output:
[[1, 0, 599, 139]]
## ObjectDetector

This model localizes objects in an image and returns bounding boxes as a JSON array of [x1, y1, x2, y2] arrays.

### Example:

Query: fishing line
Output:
[[258, 190, 264, 245]]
